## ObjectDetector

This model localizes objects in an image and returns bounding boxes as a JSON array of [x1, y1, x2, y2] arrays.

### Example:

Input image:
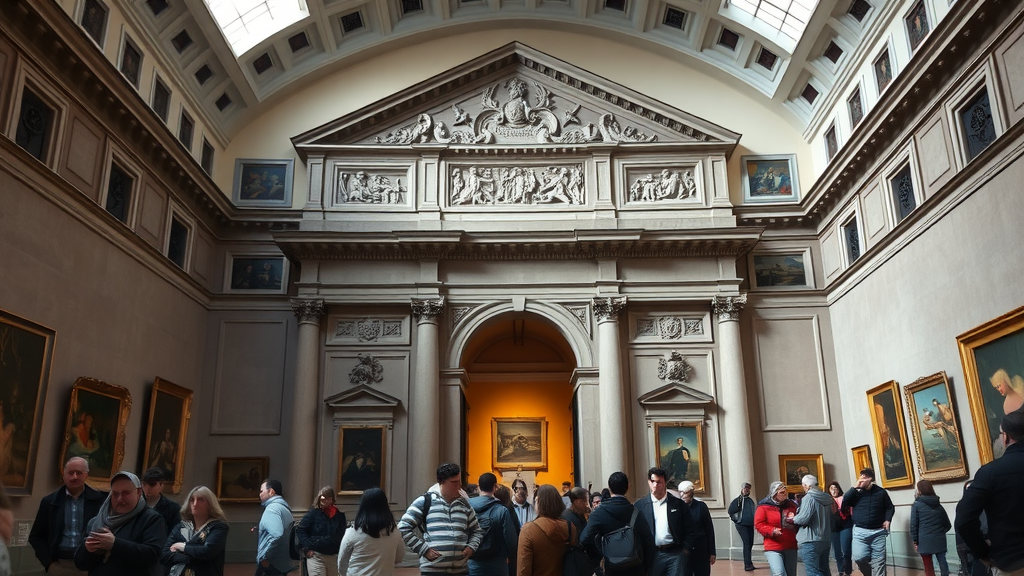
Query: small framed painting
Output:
[[874, 49, 894, 94], [59, 377, 132, 490], [653, 421, 706, 494], [338, 426, 385, 495], [232, 158, 294, 207], [750, 250, 813, 290], [741, 154, 800, 203], [904, 0, 930, 52], [141, 377, 193, 494], [903, 371, 968, 482], [492, 417, 548, 470], [216, 456, 269, 503], [851, 444, 873, 474], [779, 454, 825, 494], [866, 380, 914, 489], [225, 254, 288, 293]]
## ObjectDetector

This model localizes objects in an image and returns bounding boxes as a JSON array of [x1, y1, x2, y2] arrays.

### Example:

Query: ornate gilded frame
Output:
[[778, 453, 825, 494], [141, 377, 193, 493], [492, 417, 548, 470], [903, 372, 968, 482], [59, 377, 131, 490], [866, 380, 914, 489], [652, 421, 706, 494], [851, 444, 873, 475]]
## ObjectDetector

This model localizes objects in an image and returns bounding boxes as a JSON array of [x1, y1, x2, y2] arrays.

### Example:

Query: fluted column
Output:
[[594, 296, 628, 481], [713, 294, 754, 492], [289, 298, 325, 506], [409, 297, 445, 494]]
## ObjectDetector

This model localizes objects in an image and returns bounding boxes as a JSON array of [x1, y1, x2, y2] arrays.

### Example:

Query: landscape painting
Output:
[[492, 418, 547, 470], [752, 252, 811, 289]]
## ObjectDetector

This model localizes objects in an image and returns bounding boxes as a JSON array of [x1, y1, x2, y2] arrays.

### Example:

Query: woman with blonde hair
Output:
[[517, 484, 574, 576], [160, 485, 229, 576], [297, 486, 347, 576]]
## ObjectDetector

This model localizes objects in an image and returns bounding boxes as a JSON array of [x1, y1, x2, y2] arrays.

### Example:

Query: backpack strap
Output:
[[417, 492, 433, 532], [628, 507, 639, 529]]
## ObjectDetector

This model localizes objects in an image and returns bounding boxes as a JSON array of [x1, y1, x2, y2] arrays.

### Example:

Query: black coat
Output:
[[955, 442, 1024, 571], [74, 506, 167, 576], [28, 485, 106, 569], [153, 495, 183, 534], [579, 495, 655, 576], [295, 507, 347, 555], [159, 520, 229, 576], [634, 492, 696, 551], [910, 496, 950, 554], [684, 499, 716, 558]]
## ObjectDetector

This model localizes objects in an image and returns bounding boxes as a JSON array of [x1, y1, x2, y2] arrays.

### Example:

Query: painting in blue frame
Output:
[[742, 155, 799, 203], [233, 159, 294, 206]]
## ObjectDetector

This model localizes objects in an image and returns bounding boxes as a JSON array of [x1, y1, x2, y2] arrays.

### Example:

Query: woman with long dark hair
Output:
[[297, 486, 347, 576], [516, 485, 573, 576], [827, 481, 852, 576], [337, 487, 405, 576]]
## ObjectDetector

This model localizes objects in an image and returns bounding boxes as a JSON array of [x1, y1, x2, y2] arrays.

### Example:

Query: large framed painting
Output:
[[750, 249, 813, 290], [866, 381, 914, 489], [232, 158, 294, 207], [492, 417, 548, 470], [225, 253, 288, 293], [653, 421, 706, 493], [337, 426, 385, 495], [0, 309, 56, 496], [851, 444, 873, 474], [58, 377, 131, 490], [778, 454, 825, 494], [141, 377, 193, 494], [741, 154, 800, 203], [216, 456, 269, 503], [957, 305, 1024, 464], [903, 371, 968, 482]]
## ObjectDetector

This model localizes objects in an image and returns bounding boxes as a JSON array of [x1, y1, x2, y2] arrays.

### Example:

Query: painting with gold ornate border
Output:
[[141, 377, 193, 494], [957, 305, 1024, 465], [58, 377, 131, 490], [779, 453, 825, 494], [903, 372, 967, 482], [653, 421, 706, 494], [866, 381, 914, 489], [492, 417, 547, 470], [851, 444, 873, 475]]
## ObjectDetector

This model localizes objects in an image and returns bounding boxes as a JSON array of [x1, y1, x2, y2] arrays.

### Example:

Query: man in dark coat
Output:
[[563, 487, 598, 576], [580, 471, 656, 576], [678, 481, 715, 576], [28, 456, 106, 575], [74, 471, 166, 576], [634, 467, 694, 576], [956, 409, 1024, 576], [142, 467, 181, 534], [728, 482, 756, 571]]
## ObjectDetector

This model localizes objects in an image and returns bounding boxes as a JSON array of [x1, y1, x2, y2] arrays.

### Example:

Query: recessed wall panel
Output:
[[211, 320, 288, 434], [754, 315, 830, 430]]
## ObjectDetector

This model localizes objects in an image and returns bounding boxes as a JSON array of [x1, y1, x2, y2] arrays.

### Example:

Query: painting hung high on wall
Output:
[[957, 305, 1024, 464], [59, 377, 131, 490], [338, 426, 385, 494], [866, 380, 914, 489], [903, 371, 967, 482], [232, 158, 294, 207], [141, 377, 193, 493], [750, 250, 812, 289], [741, 154, 800, 203], [778, 454, 825, 494], [851, 444, 873, 474], [492, 418, 547, 470], [226, 254, 288, 293], [216, 456, 269, 503], [0, 309, 56, 496], [653, 421, 705, 493]]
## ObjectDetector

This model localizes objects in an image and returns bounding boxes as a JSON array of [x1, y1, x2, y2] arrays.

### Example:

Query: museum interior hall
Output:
[[2, 0, 1024, 573]]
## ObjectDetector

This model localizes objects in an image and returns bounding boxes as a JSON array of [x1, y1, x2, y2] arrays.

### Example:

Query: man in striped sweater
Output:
[[399, 463, 483, 576]]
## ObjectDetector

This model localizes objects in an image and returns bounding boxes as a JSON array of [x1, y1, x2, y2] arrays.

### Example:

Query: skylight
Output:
[[729, 0, 818, 42], [204, 0, 308, 57]]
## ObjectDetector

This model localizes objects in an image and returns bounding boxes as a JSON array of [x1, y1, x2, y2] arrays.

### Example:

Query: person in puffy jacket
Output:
[[755, 481, 798, 576], [911, 480, 951, 576]]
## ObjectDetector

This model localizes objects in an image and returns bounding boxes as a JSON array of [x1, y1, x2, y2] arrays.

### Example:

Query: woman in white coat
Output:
[[337, 488, 405, 576]]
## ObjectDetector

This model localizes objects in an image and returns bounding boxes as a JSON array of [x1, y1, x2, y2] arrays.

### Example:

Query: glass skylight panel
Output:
[[730, 0, 819, 42], [204, 0, 308, 56]]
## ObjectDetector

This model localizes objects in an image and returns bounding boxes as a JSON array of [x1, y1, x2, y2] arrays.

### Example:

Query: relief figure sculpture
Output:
[[337, 171, 407, 205], [629, 169, 696, 203], [450, 165, 584, 206]]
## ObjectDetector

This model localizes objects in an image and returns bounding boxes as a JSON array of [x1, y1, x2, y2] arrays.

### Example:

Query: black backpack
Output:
[[288, 520, 301, 561], [599, 508, 643, 570], [472, 499, 506, 560]]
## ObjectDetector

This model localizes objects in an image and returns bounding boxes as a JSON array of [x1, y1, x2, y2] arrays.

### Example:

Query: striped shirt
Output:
[[399, 490, 482, 574]]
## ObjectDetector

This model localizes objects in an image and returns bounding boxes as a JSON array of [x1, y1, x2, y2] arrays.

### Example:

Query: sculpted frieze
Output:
[[336, 171, 407, 205], [627, 169, 697, 203], [449, 164, 584, 206]]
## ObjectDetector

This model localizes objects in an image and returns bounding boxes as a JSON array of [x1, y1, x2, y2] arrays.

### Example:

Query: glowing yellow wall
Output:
[[464, 379, 575, 488]]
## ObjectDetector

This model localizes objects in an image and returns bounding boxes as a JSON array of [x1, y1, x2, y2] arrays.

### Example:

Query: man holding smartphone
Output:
[[843, 469, 895, 576]]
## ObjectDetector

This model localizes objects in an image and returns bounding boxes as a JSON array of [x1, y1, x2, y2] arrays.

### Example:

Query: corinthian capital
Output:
[[592, 296, 627, 322], [291, 299, 326, 323], [412, 297, 445, 322], [712, 294, 747, 322]]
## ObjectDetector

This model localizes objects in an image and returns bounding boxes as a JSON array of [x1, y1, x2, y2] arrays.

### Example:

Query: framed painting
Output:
[[750, 249, 813, 290], [492, 417, 548, 470], [903, 371, 968, 482], [216, 456, 269, 503], [225, 254, 288, 293], [904, 0, 930, 52], [141, 377, 193, 494], [741, 154, 800, 203], [58, 377, 131, 490], [778, 454, 825, 494], [866, 381, 914, 488], [653, 421, 706, 493], [337, 426, 385, 495], [957, 305, 1024, 464], [851, 444, 873, 474], [0, 309, 56, 496], [874, 48, 894, 94], [232, 158, 294, 207]]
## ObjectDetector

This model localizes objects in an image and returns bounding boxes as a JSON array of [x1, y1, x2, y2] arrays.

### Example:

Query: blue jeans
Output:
[[800, 541, 832, 576], [852, 526, 888, 576], [766, 549, 798, 576], [832, 528, 853, 574]]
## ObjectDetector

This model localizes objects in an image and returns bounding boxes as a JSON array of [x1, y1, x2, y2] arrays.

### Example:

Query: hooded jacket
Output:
[[754, 495, 798, 551], [911, 495, 951, 555], [792, 487, 835, 544], [398, 485, 483, 574], [517, 516, 573, 576]]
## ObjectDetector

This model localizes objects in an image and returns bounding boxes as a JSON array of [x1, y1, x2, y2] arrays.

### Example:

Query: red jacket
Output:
[[755, 500, 798, 551]]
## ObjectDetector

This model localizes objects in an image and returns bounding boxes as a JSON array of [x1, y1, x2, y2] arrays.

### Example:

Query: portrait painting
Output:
[[866, 380, 914, 488], [141, 377, 193, 493], [338, 426, 385, 494], [227, 255, 288, 293], [778, 454, 825, 494], [751, 251, 811, 289], [0, 309, 55, 495], [216, 456, 269, 503], [874, 49, 893, 93], [905, 0, 930, 52], [232, 158, 294, 207], [653, 421, 705, 493], [851, 445, 873, 474], [957, 305, 1024, 464], [741, 154, 800, 203], [904, 372, 968, 482], [59, 377, 131, 489], [492, 418, 548, 470]]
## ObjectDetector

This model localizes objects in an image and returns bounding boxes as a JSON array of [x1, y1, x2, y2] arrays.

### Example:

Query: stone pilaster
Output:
[[289, 298, 325, 506]]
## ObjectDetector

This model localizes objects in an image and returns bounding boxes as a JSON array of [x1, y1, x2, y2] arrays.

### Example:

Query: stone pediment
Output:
[[324, 385, 400, 408], [637, 383, 714, 406], [292, 43, 740, 151]]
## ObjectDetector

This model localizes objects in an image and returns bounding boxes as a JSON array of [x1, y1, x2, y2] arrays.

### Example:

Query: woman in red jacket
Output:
[[755, 481, 799, 576]]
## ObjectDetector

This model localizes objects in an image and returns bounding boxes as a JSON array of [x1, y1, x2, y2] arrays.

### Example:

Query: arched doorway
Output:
[[460, 311, 578, 488]]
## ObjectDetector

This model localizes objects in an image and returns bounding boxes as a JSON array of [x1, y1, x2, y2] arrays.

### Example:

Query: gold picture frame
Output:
[[866, 381, 914, 489], [851, 444, 873, 475], [903, 372, 968, 482], [337, 426, 385, 495], [492, 417, 548, 470], [957, 305, 1024, 465], [141, 377, 193, 494], [215, 456, 269, 503], [653, 421, 706, 494], [778, 454, 825, 494], [58, 377, 131, 491]]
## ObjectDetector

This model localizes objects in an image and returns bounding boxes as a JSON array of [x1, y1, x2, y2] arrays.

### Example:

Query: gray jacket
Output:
[[793, 487, 835, 544]]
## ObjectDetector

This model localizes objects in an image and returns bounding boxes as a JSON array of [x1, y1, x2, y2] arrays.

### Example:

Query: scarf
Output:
[[324, 504, 338, 519], [86, 492, 148, 533]]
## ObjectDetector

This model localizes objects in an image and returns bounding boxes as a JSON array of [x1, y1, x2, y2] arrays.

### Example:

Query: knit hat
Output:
[[768, 480, 786, 498]]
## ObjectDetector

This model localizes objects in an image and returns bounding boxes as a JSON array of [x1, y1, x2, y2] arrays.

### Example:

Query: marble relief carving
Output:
[[349, 354, 384, 386], [593, 296, 627, 321], [636, 316, 704, 340], [450, 165, 584, 206], [412, 297, 445, 320], [658, 350, 692, 384], [628, 169, 697, 203], [562, 304, 591, 335], [335, 318, 404, 341], [712, 294, 747, 321], [375, 77, 657, 145], [336, 171, 407, 204]]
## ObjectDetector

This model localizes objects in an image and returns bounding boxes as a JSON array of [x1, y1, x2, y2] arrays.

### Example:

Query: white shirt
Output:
[[337, 526, 406, 576], [650, 494, 675, 546]]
